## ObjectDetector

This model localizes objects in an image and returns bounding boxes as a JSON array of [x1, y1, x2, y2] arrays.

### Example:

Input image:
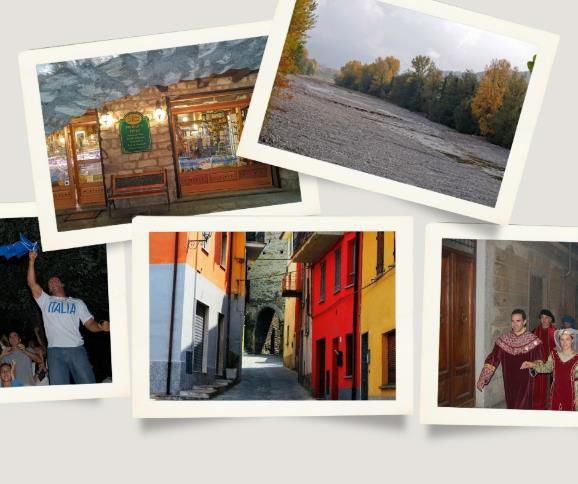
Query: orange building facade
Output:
[[149, 231, 248, 395]]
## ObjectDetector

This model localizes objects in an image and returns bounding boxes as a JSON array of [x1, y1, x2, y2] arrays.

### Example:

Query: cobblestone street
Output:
[[214, 354, 312, 400]]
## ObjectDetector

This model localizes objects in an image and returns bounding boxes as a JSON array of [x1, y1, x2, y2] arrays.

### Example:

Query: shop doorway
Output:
[[47, 111, 106, 211], [167, 90, 274, 197]]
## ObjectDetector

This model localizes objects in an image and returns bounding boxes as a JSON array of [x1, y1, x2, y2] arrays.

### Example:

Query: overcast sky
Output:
[[306, 0, 535, 72]]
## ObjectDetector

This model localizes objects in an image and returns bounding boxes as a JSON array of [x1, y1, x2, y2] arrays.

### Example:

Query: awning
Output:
[[38, 36, 267, 135]]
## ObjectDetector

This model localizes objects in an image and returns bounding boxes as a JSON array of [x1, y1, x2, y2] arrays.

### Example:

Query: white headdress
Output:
[[554, 328, 578, 353]]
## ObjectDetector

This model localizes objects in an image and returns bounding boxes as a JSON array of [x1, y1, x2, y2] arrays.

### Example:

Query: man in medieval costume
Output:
[[476, 309, 543, 409], [532, 309, 557, 409]]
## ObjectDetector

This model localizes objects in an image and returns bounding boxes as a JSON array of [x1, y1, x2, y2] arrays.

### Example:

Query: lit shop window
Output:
[[72, 123, 103, 183], [174, 108, 246, 172], [46, 130, 71, 188]]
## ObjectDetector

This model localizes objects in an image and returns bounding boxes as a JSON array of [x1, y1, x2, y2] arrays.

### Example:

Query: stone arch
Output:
[[254, 304, 285, 355]]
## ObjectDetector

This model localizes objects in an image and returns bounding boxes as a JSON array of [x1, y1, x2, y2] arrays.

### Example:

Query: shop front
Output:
[[47, 111, 106, 211], [46, 70, 274, 213]]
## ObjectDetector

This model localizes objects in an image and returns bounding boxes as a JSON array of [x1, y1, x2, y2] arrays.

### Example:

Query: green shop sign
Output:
[[119, 112, 152, 154]]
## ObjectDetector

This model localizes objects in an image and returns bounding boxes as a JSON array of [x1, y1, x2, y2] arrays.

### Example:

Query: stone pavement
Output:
[[214, 354, 312, 400], [55, 187, 301, 232]]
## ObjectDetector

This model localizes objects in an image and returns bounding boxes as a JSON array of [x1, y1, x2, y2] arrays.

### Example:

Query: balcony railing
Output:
[[281, 270, 302, 297], [291, 232, 344, 263]]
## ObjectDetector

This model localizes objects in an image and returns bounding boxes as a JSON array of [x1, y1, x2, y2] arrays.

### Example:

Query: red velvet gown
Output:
[[532, 326, 556, 409], [478, 331, 543, 409], [550, 351, 578, 411]]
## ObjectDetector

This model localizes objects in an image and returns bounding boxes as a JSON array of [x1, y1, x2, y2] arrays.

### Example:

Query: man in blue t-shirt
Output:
[[27, 251, 110, 385]]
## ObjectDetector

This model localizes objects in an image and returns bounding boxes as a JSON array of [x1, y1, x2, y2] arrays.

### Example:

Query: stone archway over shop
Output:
[[254, 304, 284, 355]]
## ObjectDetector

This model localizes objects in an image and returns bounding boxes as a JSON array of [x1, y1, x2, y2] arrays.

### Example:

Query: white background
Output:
[[0, 0, 575, 482]]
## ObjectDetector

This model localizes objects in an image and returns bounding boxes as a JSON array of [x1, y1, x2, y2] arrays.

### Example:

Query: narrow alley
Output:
[[214, 354, 312, 400]]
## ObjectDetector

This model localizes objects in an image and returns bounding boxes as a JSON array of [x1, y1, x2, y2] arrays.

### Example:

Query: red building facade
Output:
[[306, 232, 360, 400]]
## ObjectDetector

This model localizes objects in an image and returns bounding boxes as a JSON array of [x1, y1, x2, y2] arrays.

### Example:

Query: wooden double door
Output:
[[438, 247, 476, 407]]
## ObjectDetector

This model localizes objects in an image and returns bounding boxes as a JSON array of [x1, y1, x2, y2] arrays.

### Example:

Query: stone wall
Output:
[[98, 72, 258, 206], [244, 232, 289, 354], [478, 241, 578, 408]]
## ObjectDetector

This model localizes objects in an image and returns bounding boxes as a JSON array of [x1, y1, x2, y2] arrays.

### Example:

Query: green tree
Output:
[[453, 71, 480, 134]]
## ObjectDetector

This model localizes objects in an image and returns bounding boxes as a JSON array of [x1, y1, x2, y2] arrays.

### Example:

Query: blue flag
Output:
[[0, 233, 39, 260]]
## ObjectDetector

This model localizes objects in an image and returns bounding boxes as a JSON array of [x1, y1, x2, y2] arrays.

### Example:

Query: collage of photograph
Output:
[[3, 0, 573, 436]]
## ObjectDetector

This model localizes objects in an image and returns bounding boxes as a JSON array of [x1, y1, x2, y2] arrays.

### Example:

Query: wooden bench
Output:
[[108, 169, 170, 216]]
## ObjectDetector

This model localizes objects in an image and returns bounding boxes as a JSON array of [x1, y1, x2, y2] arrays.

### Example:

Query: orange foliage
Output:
[[471, 59, 512, 136]]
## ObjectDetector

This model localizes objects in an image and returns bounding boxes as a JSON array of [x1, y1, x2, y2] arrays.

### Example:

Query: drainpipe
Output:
[[166, 232, 180, 395], [351, 232, 361, 400], [225, 232, 234, 379]]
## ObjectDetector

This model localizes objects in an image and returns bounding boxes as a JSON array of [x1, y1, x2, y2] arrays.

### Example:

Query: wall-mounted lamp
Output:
[[58, 135, 66, 146], [153, 100, 166, 122], [100, 111, 114, 127], [187, 231, 212, 250]]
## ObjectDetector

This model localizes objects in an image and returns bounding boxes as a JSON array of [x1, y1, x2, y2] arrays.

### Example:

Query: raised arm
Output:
[[27, 251, 42, 299]]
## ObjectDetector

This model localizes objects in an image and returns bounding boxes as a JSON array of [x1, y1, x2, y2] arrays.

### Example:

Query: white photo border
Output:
[[132, 216, 413, 418], [421, 223, 578, 427], [238, 0, 559, 225], [19, 21, 321, 252], [0, 203, 130, 403]]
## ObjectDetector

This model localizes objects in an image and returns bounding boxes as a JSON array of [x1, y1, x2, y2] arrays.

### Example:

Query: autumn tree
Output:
[[335, 60, 364, 90], [471, 59, 512, 135], [367, 56, 401, 98], [488, 70, 528, 147], [276, 0, 317, 88]]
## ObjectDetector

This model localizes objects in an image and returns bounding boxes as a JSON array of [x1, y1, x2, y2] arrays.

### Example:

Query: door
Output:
[[68, 118, 106, 207], [438, 247, 476, 407], [193, 302, 208, 373], [315, 339, 326, 399], [361, 332, 369, 400], [331, 337, 339, 400], [46, 127, 76, 210], [216, 313, 225, 377]]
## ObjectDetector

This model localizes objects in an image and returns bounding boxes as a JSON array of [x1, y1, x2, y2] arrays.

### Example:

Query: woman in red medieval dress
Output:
[[521, 329, 578, 411]]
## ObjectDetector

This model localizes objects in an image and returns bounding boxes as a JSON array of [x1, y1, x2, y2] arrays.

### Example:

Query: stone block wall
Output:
[[479, 240, 578, 408], [98, 72, 258, 206]]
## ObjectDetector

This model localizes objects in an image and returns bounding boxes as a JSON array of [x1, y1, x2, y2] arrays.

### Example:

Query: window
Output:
[[376, 232, 384, 275], [345, 333, 353, 377], [319, 261, 326, 302], [334, 247, 341, 292], [220, 232, 228, 267], [382, 330, 396, 386], [346, 239, 356, 286]]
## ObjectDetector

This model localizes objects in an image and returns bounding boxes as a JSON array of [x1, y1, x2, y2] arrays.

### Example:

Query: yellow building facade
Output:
[[359, 231, 396, 399], [282, 260, 298, 370]]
